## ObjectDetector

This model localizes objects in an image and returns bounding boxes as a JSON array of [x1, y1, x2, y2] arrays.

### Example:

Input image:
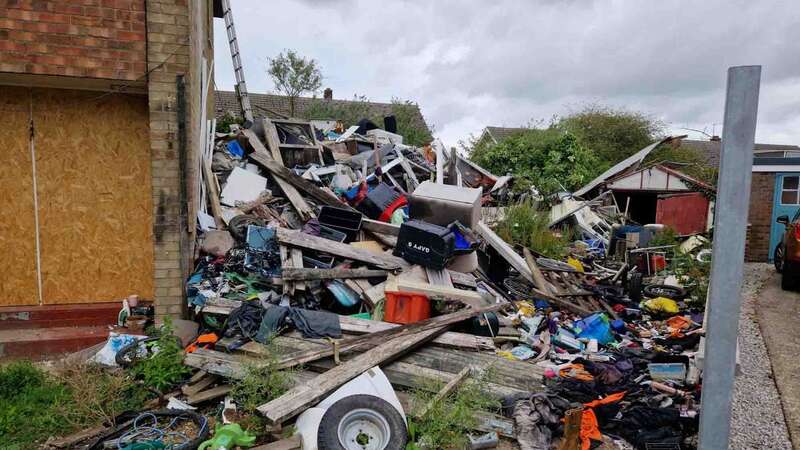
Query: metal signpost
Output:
[[698, 65, 761, 449]]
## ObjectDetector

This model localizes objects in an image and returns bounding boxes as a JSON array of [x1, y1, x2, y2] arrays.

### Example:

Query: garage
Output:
[[0, 86, 155, 306]]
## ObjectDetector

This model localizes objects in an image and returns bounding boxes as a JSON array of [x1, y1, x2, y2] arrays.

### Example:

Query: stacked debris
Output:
[[69, 120, 713, 450]]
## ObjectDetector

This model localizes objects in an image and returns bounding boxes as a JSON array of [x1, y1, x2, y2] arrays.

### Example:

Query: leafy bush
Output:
[[129, 318, 191, 393], [231, 345, 293, 414], [471, 129, 599, 198], [495, 201, 570, 259], [558, 104, 665, 170], [407, 369, 499, 450]]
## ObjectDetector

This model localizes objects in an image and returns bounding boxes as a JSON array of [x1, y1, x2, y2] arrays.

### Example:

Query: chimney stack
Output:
[[324, 88, 333, 101]]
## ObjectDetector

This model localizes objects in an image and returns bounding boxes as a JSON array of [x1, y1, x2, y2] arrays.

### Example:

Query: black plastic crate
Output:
[[393, 220, 455, 269], [319, 206, 363, 242], [319, 224, 347, 243], [357, 183, 403, 220]]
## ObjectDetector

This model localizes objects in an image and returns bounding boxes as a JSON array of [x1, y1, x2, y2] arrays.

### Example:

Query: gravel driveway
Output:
[[730, 263, 793, 449]]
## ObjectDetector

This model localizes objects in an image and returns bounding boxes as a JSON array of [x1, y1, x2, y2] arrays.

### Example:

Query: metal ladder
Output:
[[221, 0, 254, 123]]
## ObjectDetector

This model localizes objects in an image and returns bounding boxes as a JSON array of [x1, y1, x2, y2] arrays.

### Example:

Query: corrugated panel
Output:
[[0, 87, 39, 306], [32, 88, 154, 304]]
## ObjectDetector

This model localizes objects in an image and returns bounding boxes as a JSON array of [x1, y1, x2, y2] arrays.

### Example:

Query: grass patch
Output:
[[406, 369, 499, 450], [495, 200, 570, 259], [0, 360, 148, 449]]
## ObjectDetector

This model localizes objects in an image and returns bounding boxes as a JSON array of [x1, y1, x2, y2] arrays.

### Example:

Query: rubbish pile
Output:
[[67, 118, 714, 450]]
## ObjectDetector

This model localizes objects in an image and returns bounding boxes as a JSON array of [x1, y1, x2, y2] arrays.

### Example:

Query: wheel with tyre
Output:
[[774, 243, 785, 274], [643, 284, 687, 300], [317, 394, 407, 450]]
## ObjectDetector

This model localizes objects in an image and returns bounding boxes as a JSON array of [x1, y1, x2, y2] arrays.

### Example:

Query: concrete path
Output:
[[757, 271, 800, 449]]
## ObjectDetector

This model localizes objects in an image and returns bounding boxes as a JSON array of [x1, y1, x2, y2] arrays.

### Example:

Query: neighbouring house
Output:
[[474, 126, 527, 148], [214, 88, 431, 143], [676, 138, 800, 262], [0, 0, 220, 357]]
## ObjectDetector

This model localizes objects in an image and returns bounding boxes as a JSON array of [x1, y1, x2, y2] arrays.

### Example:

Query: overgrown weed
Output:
[[406, 368, 499, 450]]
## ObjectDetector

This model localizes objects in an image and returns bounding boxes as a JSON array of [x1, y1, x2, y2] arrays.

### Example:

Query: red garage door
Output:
[[656, 192, 709, 235]]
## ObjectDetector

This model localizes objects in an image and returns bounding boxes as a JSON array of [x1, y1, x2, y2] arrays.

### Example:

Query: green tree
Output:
[[267, 49, 323, 116], [558, 104, 665, 170], [471, 128, 599, 197]]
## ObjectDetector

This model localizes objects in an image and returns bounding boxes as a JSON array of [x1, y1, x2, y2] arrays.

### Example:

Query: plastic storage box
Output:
[[383, 291, 431, 324], [393, 220, 456, 269], [409, 181, 482, 228], [318, 206, 363, 242]]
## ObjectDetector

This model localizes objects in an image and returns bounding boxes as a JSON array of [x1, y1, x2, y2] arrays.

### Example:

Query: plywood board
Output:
[[32, 88, 154, 304], [0, 86, 39, 306]]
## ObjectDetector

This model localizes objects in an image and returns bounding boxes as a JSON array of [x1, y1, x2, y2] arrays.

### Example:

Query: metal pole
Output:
[[698, 65, 761, 449]]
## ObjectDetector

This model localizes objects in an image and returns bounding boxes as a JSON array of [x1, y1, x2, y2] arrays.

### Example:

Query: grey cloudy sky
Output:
[[214, 0, 800, 147]]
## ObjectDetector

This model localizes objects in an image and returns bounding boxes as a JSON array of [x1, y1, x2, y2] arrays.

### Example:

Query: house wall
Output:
[[746, 172, 775, 262], [146, 0, 214, 318], [0, 0, 147, 81]]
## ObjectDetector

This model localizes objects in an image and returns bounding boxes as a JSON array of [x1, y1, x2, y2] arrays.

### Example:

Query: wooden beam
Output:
[[395, 279, 489, 308], [361, 218, 400, 236], [246, 146, 357, 213], [242, 129, 315, 221], [251, 435, 302, 450], [523, 247, 553, 294], [256, 303, 505, 424], [186, 384, 232, 405], [338, 316, 494, 351], [416, 366, 470, 418], [289, 249, 306, 291], [276, 228, 407, 270], [475, 222, 595, 315], [281, 267, 389, 281]]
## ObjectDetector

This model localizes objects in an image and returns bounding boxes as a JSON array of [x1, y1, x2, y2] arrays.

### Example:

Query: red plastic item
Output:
[[383, 291, 431, 324], [649, 254, 667, 272]]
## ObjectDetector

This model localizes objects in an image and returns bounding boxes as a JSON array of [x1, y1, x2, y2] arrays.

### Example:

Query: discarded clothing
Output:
[[256, 306, 342, 343]]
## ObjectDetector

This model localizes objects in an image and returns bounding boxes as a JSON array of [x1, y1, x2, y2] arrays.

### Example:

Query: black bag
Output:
[[393, 220, 455, 269]]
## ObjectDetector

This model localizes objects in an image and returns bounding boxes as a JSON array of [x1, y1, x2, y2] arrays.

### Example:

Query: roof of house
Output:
[[214, 90, 430, 133], [675, 139, 800, 167], [481, 126, 528, 144]]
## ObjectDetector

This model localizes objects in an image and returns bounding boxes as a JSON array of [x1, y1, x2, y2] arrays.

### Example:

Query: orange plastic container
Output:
[[383, 291, 431, 324]]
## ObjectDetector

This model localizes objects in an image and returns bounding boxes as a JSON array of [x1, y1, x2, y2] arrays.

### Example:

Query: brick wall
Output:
[[147, 0, 212, 318], [0, 0, 147, 80], [746, 172, 775, 261]]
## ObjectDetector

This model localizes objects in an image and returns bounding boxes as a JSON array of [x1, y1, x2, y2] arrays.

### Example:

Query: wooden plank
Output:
[[256, 303, 505, 424], [187, 384, 232, 405], [280, 245, 295, 296], [449, 270, 477, 288], [246, 146, 357, 212], [289, 248, 306, 291], [181, 373, 218, 396], [361, 218, 400, 236], [186, 344, 530, 399], [475, 222, 533, 282], [242, 129, 314, 221], [261, 118, 285, 165], [250, 435, 302, 450], [523, 247, 553, 294], [417, 366, 470, 418], [276, 227, 407, 270], [282, 267, 389, 281], [339, 316, 494, 351], [395, 279, 489, 308], [202, 157, 224, 227]]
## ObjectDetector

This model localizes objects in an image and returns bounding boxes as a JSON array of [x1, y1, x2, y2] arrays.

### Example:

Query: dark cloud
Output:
[[215, 0, 800, 145]]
